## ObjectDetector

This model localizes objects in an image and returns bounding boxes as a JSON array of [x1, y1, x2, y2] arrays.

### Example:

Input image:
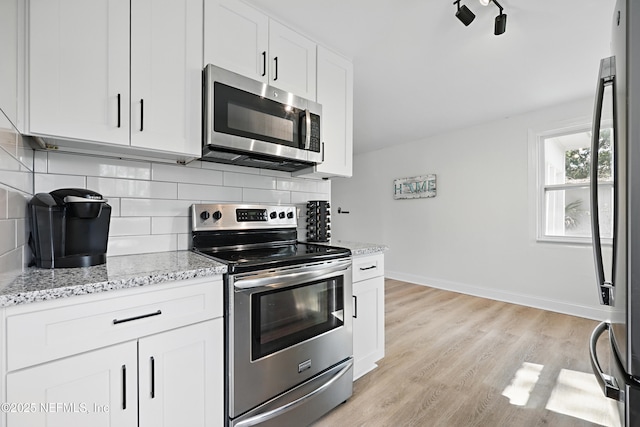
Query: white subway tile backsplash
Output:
[[33, 150, 48, 173], [0, 219, 16, 256], [120, 198, 196, 217], [110, 217, 151, 236], [48, 152, 151, 180], [10, 151, 332, 259], [0, 187, 7, 220], [178, 183, 242, 201], [224, 171, 277, 190], [107, 234, 177, 257], [34, 173, 85, 194], [0, 169, 32, 194], [0, 247, 23, 278], [277, 178, 319, 193], [152, 216, 189, 235], [152, 163, 223, 185], [291, 191, 331, 204], [242, 188, 291, 204], [87, 177, 177, 199]]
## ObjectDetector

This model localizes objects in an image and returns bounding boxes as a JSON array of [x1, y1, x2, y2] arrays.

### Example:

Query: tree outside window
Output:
[[540, 127, 613, 241]]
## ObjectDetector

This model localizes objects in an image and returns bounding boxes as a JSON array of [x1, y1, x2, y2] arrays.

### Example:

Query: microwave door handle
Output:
[[590, 56, 616, 306], [304, 109, 311, 150]]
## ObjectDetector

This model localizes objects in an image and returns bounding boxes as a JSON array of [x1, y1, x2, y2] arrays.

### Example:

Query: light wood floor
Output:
[[313, 279, 620, 427]]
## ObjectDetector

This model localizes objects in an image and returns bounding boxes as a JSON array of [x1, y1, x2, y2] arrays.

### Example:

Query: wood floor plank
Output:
[[312, 280, 621, 427]]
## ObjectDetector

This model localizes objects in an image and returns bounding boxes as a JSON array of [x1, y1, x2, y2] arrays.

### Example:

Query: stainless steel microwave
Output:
[[202, 64, 323, 172]]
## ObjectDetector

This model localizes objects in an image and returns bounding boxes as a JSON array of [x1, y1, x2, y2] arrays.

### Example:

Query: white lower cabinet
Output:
[[352, 253, 385, 380], [7, 341, 139, 427], [3, 277, 224, 427]]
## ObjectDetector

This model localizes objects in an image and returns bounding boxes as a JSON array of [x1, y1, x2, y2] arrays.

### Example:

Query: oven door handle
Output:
[[233, 259, 351, 290], [233, 358, 353, 427]]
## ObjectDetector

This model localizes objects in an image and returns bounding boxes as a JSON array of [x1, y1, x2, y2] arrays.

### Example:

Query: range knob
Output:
[[287, 212, 294, 219], [270, 211, 277, 219], [212, 211, 222, 221], [200, 211, 210, 220], [279, 211, 285, 219]]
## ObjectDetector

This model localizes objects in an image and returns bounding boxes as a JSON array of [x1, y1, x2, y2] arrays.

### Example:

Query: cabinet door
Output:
[[28, 0, 130, 144], [139, 319, 224, 427], [314, 46, 353, 177], [353, 276, 385, 380], [268, 20, 316, 99], [6, 341, 138, 427], [204, 0, 269, 82], [130, 0, 202, 156]]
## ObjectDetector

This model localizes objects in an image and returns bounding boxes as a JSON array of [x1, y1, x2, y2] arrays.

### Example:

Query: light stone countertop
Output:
[[0, 251, 226, 308], [326, 240, 389, 256]]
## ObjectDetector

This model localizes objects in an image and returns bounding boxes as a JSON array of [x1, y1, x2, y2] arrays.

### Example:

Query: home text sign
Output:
[[393, 175, 436, 200]]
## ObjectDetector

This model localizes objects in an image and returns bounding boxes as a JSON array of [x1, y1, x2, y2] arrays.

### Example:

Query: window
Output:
[[537, 125, 613, 243]]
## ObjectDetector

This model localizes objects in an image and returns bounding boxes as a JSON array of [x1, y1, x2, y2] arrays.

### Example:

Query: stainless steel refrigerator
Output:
[[590, 1, 640, 425]]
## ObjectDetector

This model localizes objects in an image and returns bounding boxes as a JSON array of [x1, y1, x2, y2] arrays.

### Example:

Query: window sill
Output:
[[536, 236, 613, 246]]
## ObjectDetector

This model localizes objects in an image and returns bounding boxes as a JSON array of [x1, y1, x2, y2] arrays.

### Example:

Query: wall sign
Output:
[[393, 174, 436, 199]]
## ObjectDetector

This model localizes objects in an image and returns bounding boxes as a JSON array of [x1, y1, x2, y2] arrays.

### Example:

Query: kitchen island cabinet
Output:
[[352, 252, 385, 380]]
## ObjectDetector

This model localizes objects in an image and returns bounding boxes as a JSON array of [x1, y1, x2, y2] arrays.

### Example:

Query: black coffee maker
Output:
[[28, 188, 111, 268]]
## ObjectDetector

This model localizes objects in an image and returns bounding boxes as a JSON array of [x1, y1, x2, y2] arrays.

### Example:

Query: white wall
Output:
[[33, 151, 330, 257], [332, 97, 610, 320]]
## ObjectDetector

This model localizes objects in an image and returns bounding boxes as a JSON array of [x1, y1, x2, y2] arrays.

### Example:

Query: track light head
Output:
[[494, 12, 507, 35], [454, 0, 476, 26]]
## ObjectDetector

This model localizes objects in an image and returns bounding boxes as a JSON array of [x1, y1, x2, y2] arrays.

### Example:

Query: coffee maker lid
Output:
[[49, 188, 106, 204]]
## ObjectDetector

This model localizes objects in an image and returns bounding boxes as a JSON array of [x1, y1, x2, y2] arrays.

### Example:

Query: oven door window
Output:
[[214, 82, 302, 149], [251, 277, 344, 361]]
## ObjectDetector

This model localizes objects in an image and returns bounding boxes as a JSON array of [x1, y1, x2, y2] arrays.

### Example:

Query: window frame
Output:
[[533, 121, 613, 245]]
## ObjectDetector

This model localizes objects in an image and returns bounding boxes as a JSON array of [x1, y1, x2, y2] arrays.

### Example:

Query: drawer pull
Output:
[[122, 364, 127, 410], [113, 310, 162, 325], [360, 265, 377, 271], [150, 356, 156, 398], [353, 295, 358, 318]]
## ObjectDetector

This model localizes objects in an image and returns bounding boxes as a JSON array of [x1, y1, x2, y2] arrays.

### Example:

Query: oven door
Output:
[[228, 258, 353, 420]]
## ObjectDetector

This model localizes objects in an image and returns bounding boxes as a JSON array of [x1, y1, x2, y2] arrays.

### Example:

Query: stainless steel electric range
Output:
[[190, 203, 353, 427]]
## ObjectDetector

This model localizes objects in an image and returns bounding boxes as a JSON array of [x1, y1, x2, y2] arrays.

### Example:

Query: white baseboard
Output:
[[385, 269, 612, 321]]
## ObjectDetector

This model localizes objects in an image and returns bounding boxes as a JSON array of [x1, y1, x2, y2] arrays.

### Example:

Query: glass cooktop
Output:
[[195, 242, 350, 274]]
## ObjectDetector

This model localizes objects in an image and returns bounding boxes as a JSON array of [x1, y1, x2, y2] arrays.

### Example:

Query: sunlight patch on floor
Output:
[[546, 368, 620, 427], [501, 362, 544, 406]]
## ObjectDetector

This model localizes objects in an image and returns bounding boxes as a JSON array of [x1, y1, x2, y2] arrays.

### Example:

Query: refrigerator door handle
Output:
[[590, 321, 623, 401], [590, 56, 617, 306]]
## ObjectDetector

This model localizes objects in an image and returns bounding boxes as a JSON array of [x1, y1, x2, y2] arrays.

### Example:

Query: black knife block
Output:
[[306, 201, 331, 242]]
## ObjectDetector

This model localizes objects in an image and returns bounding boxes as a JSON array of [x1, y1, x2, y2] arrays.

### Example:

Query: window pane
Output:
[[544, 186, 613, 238], [543, 128, 613, 185]]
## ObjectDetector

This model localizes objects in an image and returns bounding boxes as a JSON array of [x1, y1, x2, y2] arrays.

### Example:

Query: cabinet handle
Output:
[[262, 51, 266, 77], [140, 99, 144, 131], [360, 265, 377, 271], [113, 309, 162, 325], [117, 94, 121, 128], [274, 57, 278, 81], [353, 295, 358, 318], [150, 356, 156, 399], [122, 365, 127, 410]]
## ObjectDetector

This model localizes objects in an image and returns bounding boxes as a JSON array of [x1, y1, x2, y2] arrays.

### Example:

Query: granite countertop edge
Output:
[[0, 251, 227, 308], [327, 240, 389, 256]]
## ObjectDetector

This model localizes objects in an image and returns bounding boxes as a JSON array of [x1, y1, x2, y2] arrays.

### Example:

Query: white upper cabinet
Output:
[[131, 0, 202, 156], [204, 0, 268, 83], [28, 0, 130, 145], [204, 0, 316, 99], [268, 20, 316, 100], [28, 0, 202, 158]]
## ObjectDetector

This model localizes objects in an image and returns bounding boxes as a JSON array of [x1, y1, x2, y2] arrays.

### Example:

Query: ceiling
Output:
[[244, 0, 617, 155]]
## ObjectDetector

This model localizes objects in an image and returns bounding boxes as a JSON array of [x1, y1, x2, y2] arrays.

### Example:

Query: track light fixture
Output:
[[454, 0, 475, 27], [485, 0, 507, 35], [454, 0, 507, 35]]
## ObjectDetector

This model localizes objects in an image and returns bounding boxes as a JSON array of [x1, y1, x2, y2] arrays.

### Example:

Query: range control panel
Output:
[[191, 203, 297, 231]]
